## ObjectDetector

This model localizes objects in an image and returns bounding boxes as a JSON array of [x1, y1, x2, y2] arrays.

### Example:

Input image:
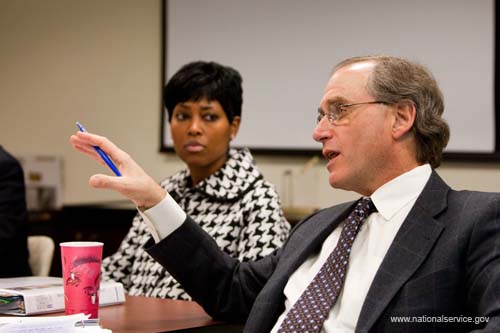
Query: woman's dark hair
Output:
[[164, 61, 243, 122]]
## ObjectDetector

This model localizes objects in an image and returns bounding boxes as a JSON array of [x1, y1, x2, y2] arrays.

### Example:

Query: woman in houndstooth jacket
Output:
[[101, 61, 290, 300]]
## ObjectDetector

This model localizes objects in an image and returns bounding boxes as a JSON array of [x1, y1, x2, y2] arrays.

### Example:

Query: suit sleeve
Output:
[[145, 216, 281, 322], [0, 154, 27, 239], [0, 150, 32, 277], [465, 193, 500, 330]]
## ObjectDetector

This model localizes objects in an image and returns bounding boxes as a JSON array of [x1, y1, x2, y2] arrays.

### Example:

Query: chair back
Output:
[[28, 235, 55, 276]]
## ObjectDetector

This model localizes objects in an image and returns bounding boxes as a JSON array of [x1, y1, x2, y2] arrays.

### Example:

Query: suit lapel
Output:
[[356, 171, 449, 332], [279, 201, 357, 277]]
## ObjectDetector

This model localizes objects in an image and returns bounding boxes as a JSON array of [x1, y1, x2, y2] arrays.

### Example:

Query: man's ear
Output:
[[230, 116, 241, 140], [392, 100, 416, 140]]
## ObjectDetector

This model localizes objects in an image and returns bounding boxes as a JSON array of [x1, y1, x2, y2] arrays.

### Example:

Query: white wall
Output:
[[0, 0, 499, 210]]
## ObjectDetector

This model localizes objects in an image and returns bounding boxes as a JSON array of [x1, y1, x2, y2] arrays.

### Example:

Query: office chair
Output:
[[28, 235, 55, 276]]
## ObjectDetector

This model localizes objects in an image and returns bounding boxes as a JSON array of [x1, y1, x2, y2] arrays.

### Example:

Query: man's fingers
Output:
[[73, 143, 97, 158], [76, 132, 128, 164], [89, 174, 122, 190], [89, 174, 146, 207], [71, 140, 107, 168], [70, 135, 99, 157]]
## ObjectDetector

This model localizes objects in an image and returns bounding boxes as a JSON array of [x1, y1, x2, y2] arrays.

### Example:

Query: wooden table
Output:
[[41, 295, 243, 333], [97, 296, 219, 332]]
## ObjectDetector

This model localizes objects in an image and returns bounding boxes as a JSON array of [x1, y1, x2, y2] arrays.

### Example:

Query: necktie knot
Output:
[[354, 197, 377, 219], [346, 198, 376, 233]]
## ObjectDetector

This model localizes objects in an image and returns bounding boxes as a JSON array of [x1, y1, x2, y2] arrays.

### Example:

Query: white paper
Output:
[[0, 313, 112, 332]]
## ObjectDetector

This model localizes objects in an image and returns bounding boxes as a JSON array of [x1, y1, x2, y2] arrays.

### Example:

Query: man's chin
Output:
[[328, 174, 342, 189], [328, 173, 354, 192]]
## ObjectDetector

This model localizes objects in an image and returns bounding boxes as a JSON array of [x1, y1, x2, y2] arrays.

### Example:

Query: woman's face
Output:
[[170, 98, 240, 181]]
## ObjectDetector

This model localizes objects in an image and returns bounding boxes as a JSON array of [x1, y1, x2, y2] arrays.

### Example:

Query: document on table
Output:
[[0, 276, 125, 316], [0, 313, 112, 333]]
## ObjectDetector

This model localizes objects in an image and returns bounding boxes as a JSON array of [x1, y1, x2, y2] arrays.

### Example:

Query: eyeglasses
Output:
[[317, 101, 388, 124]]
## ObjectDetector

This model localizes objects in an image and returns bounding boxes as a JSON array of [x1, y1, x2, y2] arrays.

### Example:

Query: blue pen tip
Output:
[[76, 122, 86, 132]]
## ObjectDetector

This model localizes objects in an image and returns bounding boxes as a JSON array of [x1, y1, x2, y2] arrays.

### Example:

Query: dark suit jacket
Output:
[[147, 171, 500, 332], [0, 146, 32, 277]]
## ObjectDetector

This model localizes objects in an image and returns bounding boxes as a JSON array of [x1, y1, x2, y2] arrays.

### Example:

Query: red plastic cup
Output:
[[60, 241, 103, 319]]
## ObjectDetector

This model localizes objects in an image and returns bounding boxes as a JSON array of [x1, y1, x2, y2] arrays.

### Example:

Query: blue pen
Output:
[[76, 122, 122, 176]]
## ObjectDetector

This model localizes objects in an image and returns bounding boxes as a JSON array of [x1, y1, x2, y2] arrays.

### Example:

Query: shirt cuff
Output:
[[138, 193, 186, 243]]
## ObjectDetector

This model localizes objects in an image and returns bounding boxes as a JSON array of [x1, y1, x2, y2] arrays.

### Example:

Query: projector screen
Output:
[[162, 0, 497, 158]]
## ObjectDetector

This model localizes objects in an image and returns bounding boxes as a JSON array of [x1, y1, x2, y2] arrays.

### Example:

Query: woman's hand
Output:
[[70, 131, 166, 209]]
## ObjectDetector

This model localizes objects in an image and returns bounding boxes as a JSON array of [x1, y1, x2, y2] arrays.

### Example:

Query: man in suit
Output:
[[70, 55, 500, 332], [0, 146, 32, 277]]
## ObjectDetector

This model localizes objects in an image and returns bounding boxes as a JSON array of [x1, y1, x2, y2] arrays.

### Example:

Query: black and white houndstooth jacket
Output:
[[101, 148, 290, 300]]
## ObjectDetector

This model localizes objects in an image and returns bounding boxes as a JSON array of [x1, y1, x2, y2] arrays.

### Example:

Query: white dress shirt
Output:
[[141, 164, 432, 333], [271, 164, 431, 332]]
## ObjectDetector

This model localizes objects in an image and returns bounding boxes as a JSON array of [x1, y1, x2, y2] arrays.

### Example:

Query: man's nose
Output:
[[312, 116, 331, 143]]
